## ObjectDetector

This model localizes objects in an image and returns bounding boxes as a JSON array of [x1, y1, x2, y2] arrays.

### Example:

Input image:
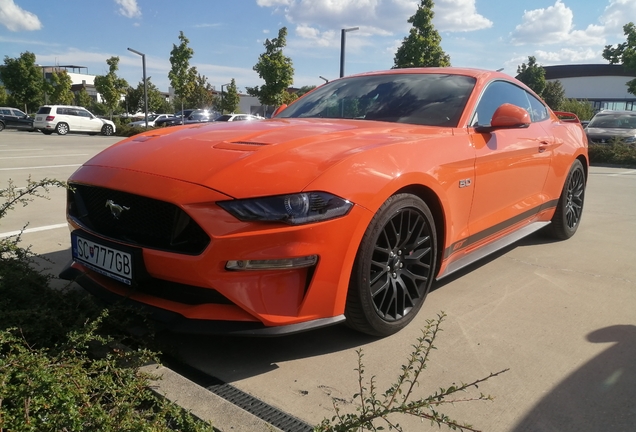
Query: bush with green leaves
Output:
[[588, 141, 636, 166], [0, 178, 213, 432], [316, 313, 508, 432]]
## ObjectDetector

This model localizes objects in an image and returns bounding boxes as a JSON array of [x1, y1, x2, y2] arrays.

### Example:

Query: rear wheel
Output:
[[548, 159, 586, 240], [56, 122, 69, 135], [101, 124, 114, 136], [0, 122, 5, 132], [346, 194, 437, 337]]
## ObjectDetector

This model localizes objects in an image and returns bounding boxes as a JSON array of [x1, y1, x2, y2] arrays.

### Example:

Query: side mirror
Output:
[[272, 104, 288, 118], [489, 103, 531, 129]]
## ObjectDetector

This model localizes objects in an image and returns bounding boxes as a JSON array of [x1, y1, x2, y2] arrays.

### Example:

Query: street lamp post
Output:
[[340, 27, 359, 78], [127, 47, 148, 128], [220, 83, 231, 114]]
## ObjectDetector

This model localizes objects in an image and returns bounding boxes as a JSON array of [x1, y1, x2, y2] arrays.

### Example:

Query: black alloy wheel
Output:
[[549, 159, 586, 240], [101, 124, 114, 136], [346, 194, 437, 337]]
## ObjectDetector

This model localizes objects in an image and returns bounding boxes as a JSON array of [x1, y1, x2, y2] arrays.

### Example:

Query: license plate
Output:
[[72, 234, 133, 285]]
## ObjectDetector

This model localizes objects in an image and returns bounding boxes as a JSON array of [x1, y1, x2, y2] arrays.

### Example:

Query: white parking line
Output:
[[0, 164, 82, 171], [609, 170, 636, 177], [0, 223, 68, 238], [0, 148, 44, 152], [0, 154, 88, 160]]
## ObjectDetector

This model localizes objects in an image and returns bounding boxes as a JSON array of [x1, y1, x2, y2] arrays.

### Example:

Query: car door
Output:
[[77, 109, 101, 132], [10, 109, 32, 129], [467, 80, 553, 240]]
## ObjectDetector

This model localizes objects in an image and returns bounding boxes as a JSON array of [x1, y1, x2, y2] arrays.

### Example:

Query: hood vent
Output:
[[213, 141, 270, 151]]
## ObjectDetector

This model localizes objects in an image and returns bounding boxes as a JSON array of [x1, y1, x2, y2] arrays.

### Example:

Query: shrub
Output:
[[588, 141, 636, 166], [0, 178, 213, 432], [316, 313, 508, 432]]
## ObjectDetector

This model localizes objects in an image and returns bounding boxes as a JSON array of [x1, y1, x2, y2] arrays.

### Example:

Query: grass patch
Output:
[[588, 141, 636, 167]]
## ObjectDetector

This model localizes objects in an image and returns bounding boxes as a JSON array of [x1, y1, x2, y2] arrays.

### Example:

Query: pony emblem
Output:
[[105, 200, 130, 219]]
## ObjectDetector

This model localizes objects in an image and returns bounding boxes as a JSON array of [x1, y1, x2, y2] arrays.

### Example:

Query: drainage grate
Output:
[[163, 357, 314, 432]]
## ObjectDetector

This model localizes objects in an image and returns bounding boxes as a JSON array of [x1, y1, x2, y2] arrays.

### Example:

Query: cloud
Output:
[[0, 0, 41, 31], [511, 0, 605, 46], [114, 0, 141, 19], [600, 0, 636, 36], [534, 48, 602, 63], [511, 0, 573, 44], [434, 0, 493, 32]]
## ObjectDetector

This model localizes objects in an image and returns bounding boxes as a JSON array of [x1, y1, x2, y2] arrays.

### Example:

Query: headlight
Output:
[[218, 192, 353, 225], [624, 136, 636, 143]]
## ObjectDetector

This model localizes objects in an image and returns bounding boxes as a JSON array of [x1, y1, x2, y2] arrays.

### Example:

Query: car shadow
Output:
[[39, 229, 568, 384], [510, 324, 636, 431]]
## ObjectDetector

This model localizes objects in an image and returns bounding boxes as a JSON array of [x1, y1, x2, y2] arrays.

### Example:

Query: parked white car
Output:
[[129, 114, 174, 127], [34, 105, 116, 136], [213, 114, 263, 122]]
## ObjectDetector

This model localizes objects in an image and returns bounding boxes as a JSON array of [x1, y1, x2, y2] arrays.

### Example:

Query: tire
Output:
[[548, 159, 586, 240], [101, 124, 114, 136], [0, 122, 5, 132], [56, 122, 69, 135], [41, 130, 53, 135], [346, 193, 437, 337]]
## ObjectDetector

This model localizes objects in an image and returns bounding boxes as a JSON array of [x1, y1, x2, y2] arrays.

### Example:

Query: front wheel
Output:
[[41, 130, 53, 135], [346, 194, 437, 337], [101, 124, 114, 136], [548, 159, 586, 240], [56, 122, 69, 135]]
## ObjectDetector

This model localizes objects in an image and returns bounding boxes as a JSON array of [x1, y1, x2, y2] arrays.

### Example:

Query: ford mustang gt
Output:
[[60, 68, 588, 337]]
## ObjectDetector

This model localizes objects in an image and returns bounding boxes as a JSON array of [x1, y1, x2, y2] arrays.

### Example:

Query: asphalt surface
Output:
[[1, 129, 634, 431]]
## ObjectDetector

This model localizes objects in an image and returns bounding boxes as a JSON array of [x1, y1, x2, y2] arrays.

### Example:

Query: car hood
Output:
[[585, 127, 636, 138], [81, 118, 447, 198]]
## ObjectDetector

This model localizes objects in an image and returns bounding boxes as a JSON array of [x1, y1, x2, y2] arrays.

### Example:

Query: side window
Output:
[[57, 108, 68, 115], [0, 109, 11, 115], [471, 81, 532, 127], [12, 109, 27, 117], [526, 92, 549, 122], [78, 110, 91, 118]]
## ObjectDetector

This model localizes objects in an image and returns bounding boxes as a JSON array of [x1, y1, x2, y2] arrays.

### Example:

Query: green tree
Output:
[[295, 85, 316, 98], [169, 31, 198, 118], [75, 87, 93, 108], [603, 22, 636, 95], [0, 52, 43, 112], [188, 73, 216, 109], [246, 27, 295, 107], [46, 70, 75, 105], [219, 78, 240, 113], [560, 98, 595, 121], [516, 56, 546, 97], [125, 77, 167, 114], [0, 86, 7, 106], [542, 80, 565, 110], [94, 57, 129, 119], [393, 0, 450, 68]]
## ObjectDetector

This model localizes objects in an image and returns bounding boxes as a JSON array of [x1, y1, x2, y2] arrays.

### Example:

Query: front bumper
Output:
[[62, 165, 371, 334]]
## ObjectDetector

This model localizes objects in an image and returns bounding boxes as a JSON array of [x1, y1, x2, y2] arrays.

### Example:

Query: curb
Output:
[[141, 363, 283, 432]]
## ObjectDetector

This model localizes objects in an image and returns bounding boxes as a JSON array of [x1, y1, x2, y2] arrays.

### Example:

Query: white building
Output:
[[544, 64, 636, 111]]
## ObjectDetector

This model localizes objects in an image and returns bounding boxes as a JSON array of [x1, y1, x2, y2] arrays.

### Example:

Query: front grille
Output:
[[68, 183, 210, 254]]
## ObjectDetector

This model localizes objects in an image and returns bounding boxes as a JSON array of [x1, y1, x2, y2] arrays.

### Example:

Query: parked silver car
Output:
[[585, 110, 636, 144]]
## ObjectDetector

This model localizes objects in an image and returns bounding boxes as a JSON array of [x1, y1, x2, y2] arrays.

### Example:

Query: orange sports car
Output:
[[60, 68, 588, 337]]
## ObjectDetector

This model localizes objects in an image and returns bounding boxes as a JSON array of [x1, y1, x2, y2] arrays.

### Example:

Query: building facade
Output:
[[544, 64, 636, 111]]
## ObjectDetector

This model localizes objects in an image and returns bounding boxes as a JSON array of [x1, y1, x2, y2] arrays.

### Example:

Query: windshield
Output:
[[588, 113, 636, 129], [278, 73, 476, 127]]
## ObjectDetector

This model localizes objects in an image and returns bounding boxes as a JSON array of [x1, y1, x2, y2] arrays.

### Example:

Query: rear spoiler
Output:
[[553, 111, 581, 123]]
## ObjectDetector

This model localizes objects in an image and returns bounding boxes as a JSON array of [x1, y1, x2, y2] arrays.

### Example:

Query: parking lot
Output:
[[1, 129, 635, 431]]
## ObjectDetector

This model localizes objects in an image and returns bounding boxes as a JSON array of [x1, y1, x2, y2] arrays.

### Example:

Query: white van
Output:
[[34, 105, 116, 136]]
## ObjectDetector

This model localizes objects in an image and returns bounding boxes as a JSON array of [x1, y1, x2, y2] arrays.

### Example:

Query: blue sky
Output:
[[1, 0, 634, 94]]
